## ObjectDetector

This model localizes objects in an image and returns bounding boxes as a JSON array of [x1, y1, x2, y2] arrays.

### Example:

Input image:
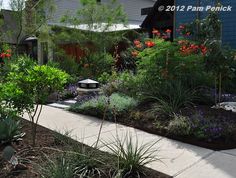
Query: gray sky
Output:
[[2, 0, 11, 9]]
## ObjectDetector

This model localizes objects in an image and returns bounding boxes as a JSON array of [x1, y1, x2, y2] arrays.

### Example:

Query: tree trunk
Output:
[[218, 72, 222, 103]]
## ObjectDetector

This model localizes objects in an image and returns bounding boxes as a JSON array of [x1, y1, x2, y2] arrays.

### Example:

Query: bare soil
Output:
[[0, 119, 171, 178]]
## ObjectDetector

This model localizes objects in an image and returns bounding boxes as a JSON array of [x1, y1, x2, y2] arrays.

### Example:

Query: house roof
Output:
[[48, 22, 140, 32]]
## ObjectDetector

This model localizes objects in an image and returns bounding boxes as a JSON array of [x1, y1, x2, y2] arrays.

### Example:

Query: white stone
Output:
[[212, 102, 236, 113]]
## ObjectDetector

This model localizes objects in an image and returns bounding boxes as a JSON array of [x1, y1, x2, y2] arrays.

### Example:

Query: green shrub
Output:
[[0, 56, 70, 146], [78, 52, 114, 79], [57, 56, 79, 76], [69, 93, 137, 119], [167, 115, 192, 136], [99, 71, 140, 97], [0, 55, 36, 82]]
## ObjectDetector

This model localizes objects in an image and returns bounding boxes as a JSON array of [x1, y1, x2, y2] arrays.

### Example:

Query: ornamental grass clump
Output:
[[104, 134, 162, 178], [148, 81, 197, 117]]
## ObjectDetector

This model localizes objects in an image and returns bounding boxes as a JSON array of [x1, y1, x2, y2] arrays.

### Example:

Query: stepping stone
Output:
[[212, 102, 236, 113], [62, 100, 77, 105], [47, 103, 70, 109]]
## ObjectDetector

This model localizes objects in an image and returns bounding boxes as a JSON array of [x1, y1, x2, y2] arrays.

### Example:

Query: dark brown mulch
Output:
[[0, 119, 171, 178], [117, 105, 236, 151]]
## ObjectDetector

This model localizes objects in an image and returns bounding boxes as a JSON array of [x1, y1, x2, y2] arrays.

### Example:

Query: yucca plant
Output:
[[72, 144, 105, 178], [41, 154, 76, 178], [104, 134, 162, 178]]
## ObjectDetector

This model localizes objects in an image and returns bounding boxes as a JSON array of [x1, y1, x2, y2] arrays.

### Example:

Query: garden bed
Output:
[[118, 107, 236, 151], [0, 119, 170, 178], [70, 102, 236, 151]]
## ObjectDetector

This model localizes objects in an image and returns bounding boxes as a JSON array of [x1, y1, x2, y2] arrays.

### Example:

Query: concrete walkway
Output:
[[23, 106, 236, 178]]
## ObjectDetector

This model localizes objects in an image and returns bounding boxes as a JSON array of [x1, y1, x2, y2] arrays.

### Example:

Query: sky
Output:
[[1, 0, 11, 9]]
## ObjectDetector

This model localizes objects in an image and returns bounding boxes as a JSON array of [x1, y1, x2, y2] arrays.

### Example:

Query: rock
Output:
[[212, 102, 236, 113]]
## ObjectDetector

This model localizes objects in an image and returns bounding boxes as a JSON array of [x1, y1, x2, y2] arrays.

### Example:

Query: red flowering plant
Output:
[[0, 45, 12, 66], [176, 24, 193, 38], [128, 27, 209, 95], [130, 28, 173, 59], [178, 39, 208, 56]]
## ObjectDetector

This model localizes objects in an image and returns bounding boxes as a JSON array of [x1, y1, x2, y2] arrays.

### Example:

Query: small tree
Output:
[[0, 56, 69, 146], [180, 3, 236, 103]]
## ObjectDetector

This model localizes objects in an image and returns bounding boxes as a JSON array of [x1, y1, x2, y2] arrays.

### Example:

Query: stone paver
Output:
[[47, 103, 70, 109], [23, 106, 118, 139], [175, 152, 236, 178], [221, 149, 236, 156], [23, 105, 236, 178]]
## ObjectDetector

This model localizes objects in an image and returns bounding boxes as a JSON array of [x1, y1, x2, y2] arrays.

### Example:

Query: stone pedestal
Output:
[[77, 87, 101, 96]]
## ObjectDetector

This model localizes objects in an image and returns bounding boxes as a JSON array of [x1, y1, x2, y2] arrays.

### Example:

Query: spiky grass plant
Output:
[[41, 154, 76, 178], [148, 81, 197, 117], [104, 134, 162, 178]]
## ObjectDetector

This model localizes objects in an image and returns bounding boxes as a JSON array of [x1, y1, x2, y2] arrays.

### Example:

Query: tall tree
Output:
[[9, 0, 24, 54], [9, 0, 55, 53], [58, 0, 127, 53]]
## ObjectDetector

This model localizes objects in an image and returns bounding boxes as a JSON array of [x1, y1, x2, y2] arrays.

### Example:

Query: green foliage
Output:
[[104, 134, 161, 178], [148, 81, 197, 117], [41, 154, 76, 178], [42, 133, 104, 178], [69, 93, 137, 119], [0, 55, 69, 146], [99, 71, 139, 97], [139, 39, 205, 89], [167, 115, 192, 136], [57, 0, 127, 54], [0, 111, 24, 144], [2, 61, 69, 112], [191, 10, 221, 42], [205, 42, 236, 101], [78, 52, 114, 79]]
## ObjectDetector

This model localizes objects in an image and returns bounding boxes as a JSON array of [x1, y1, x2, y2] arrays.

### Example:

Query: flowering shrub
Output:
[[166, 112, 235, 142], [190, 112, 234, 141], [0, 47, 12, 65]]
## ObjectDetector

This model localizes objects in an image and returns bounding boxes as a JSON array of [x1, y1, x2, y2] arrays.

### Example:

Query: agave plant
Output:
[[0, 114, 25, 144]]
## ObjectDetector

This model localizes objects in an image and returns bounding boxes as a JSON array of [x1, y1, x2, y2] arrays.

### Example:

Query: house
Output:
[[0, 9, 29, 54], [2, 0, 235, 64], [141, 0, 236, 48], [1, 0, 158, 63]]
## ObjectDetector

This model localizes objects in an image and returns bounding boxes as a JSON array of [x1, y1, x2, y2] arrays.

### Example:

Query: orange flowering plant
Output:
[[129, 27, 209, 91]]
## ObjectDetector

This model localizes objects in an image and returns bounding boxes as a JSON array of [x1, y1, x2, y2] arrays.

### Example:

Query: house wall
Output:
[[48, 0, 82, 24], [220, 0, 236, 48], [175, 0, 236, 48], [101, 0, 155, 25], [50, 0, 155, 25]]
